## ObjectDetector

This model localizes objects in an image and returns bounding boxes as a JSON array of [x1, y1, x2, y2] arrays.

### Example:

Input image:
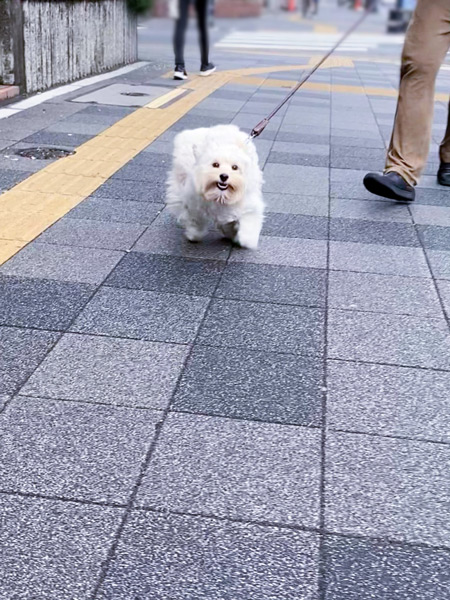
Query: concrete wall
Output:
[[0, 0, 138, 94]]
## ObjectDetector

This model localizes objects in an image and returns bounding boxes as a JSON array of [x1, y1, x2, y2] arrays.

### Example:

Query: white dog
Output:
[[166, 124, 264, 249]]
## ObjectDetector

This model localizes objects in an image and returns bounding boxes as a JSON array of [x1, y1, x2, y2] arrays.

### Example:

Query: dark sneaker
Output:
[[363, 171, 415, 202], [200, 62, 216, 77], [174, 65, 188, 80], [438, 162, 450, 186]]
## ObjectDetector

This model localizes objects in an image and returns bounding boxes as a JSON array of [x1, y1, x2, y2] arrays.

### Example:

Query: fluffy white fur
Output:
[[166, 124, 264, 249]]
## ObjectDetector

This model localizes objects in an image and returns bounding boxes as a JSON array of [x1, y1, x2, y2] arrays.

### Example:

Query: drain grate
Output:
[[15, 147, 75, 160], [120, 92, 148, 97]]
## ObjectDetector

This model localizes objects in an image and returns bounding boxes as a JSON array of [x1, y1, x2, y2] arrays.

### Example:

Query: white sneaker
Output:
[[200, 63, 216, 77], [174, 65, 188, 80]]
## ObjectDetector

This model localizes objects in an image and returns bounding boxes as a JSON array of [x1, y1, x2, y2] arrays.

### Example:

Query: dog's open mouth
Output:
[[217, 182, 229, 191]]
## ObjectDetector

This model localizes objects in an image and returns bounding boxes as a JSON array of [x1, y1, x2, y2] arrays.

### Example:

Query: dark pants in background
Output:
[[174, 0, 210, 66]]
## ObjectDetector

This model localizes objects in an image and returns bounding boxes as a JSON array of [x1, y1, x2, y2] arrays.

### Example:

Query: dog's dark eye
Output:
[[212, 162, 220, 168], [232, 165, 238, 170]]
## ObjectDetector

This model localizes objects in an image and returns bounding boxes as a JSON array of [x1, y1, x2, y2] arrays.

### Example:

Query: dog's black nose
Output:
[[220, 173, 229, 182]]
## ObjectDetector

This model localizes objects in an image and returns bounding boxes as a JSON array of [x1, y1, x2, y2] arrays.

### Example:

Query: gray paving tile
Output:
[[105, 252, 224, 295], [417, 224, 450, 251], [263, 213, 328, 240], [427, 249, 450, 279], [330, 168, 374, 200], [0, 394, 8, 410], [271, 141, 329, 156], [0, 243, 124, 284], [330, 218, 419, 247], [325, 431, 450, 547], [133, 227, 231, 261], [410, 204, 450, 226], [67, 197, 163, 224], [277, 131, 330, 145], [0, 275, 94, 330], [198, 299, 324, 355], [414, 188, 450, 207], [323, 534, 450, 600], [173, 345, 323, 426], [328, 271, 441, 317], [45, 121, 108, 135], [328, 309, 450, 370], [216, 262, 326, 306], [263, 164, 329, 196], [330, 198, 412, 223], [330, 241, 430, 278], [0, 396, 161, 502], [37, 218, 145, 251], [22, 333, 188, 409], [0, 494, 121, 600], [137, 413, 321, 527], [436, 279, 450, 314], [98, 511, 319, 600], [71, 287, 208, 343], [0, 168, 29, 190], [331, 135, 385, 149], [230, 236, 328, 268], [264, 193, 329, 216], [267, 152, 329, 168], [22, 131, 91, 148], [0, 326, 59, 396], [111, 164, 168, 183], [91, 178, 165, 202], [327, 360, 450, 443]]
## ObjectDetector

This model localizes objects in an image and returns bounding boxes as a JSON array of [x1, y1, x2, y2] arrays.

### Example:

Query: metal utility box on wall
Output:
[[0, 0, 138, 94]]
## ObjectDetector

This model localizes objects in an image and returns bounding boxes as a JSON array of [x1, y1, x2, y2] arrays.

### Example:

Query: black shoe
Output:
[[200, 62, 216, 77], [363, 171, 415, 202], [438, 162, 450, 186], [174, 64, 188, 80]]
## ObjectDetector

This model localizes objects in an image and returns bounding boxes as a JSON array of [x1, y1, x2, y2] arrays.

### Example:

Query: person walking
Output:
[[170, 0, 216, 80], [364, 0, 450, 202]]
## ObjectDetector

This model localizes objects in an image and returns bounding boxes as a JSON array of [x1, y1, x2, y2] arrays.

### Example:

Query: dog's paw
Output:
[[234, 231, 259, 250]]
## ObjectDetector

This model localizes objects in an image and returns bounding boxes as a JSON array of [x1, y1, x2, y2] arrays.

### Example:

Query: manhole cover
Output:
[[120, 92, 148, 97], [15, 147, 75, 160]]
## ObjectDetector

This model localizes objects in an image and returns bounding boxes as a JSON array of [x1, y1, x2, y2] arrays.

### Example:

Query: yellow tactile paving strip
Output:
[[0, 59, 442, 265]]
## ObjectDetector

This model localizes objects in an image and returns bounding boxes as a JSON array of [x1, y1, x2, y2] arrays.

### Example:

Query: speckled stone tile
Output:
[[410, 204, 450, 226], [105, 252, 225, 296], [330, 241, 430, 278], [133, 227, 231, 261], [0, 494, 122, 600], [71, 287, 208, 343], [323, 534, 450, 600], [0, 326, 60, 396], [91, 178, 165, 203], [327, 360, 450, 443], [67, 197, 163, 224], [173, 345, 323, 426], [325, 431, 450, 547], [426, 249, 450, 279], [198, 299, 325, 356], [0, 275, 95, 330], [264, 193, 329, 216], [230, 236, 328, 268], [136, 413, 321, 527], [328, 309, 450, 370], [328, 271, 442, 317], [0, 396, 161, 502], [417, 224, 450, 251], [330, 218, 419, 247], [263, 164, 329, 196], [22, 334, 188, 409], [37, 218, 145, 251], [263, 213, 328, 240], [330, 198, 412, 223], [0, 243, 124, 285], [215, 263, 326, 307], [97, 511, 320, 600]]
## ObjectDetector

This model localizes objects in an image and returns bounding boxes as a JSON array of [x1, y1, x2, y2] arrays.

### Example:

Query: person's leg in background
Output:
[[437, 97, 450, 185], [173, 0, 190, 79], [196, 0, 216, 75], [364, 0, 450, 201]]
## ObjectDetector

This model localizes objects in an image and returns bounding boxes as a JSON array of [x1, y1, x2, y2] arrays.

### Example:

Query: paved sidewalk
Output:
[[1, 4, 450, 599]]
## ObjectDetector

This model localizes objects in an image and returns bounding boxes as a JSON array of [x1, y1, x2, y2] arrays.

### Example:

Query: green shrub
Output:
[[127, 0, 153, 14]]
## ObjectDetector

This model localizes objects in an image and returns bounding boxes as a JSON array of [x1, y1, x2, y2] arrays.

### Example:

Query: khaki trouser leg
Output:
[[385, 0, 450, 186]]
